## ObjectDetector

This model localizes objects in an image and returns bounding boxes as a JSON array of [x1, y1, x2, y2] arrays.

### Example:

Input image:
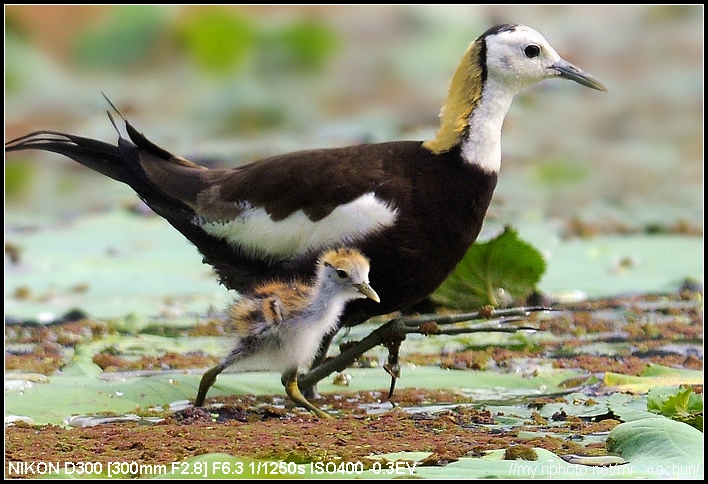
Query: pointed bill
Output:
[[354, 282, 380, 303], [552, 59, 608, 92]]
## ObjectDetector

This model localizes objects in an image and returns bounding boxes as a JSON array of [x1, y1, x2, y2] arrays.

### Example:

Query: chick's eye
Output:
[[524, 45, 540, 58], [336, 269, 348, 279]]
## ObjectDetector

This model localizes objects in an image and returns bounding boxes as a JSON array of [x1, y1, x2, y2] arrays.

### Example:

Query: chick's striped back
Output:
[[228, 280, 311, 334]]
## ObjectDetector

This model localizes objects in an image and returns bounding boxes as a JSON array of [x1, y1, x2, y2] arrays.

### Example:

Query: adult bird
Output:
[[5, 23, 606, 361], [195, 247, 379, 418]]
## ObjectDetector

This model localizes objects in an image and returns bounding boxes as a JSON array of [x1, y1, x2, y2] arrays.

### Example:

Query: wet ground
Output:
[[5, 290, 703, 479]]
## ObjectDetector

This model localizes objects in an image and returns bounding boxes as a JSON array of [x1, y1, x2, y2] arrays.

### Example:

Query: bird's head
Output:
[[483, 24, 607, 92], [425, 23, 607, 155], [319, 248, 380, 303]]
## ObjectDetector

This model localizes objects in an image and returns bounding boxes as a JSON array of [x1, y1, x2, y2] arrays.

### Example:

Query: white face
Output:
[[327, 265, 367, 299], [320, 259, 380, 303], [484, 25, 563, 90]]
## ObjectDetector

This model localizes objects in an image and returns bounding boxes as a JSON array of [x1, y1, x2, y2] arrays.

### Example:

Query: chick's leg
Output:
[[283, 367, 333, 419], [196, 345, 254, 407], [195, 363, 227, 407]]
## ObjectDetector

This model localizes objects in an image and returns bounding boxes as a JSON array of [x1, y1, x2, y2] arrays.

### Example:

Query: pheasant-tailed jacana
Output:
[[5, 23, 606, 366]]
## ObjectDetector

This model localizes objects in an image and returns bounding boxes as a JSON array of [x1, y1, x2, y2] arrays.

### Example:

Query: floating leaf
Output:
[[647, 386, 703, 430], [4, 210, 232, 321], [393, 449, 638, 479], [432, 226, 546, 310], [605, 392, 660, 422], [606, 417, 704, 478], [648, 387, 703, 416], [604, 364, 704, 394], [519, 226, 704, 300]]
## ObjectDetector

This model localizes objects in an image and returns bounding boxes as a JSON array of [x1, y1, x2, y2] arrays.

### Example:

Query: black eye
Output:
[[524, 45, 540, 58], [336, 269, 348, 279]]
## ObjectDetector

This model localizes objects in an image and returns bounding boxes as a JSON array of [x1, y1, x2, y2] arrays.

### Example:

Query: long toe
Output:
[[284, 372, 333, 419], [311, 407, 334, 420]]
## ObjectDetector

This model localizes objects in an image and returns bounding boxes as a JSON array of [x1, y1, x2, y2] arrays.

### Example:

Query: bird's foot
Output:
[[284, 368, 333, 419], [309, 407, 334, 420], [382, 332, 405, 398], [299, 306, 551, 394]]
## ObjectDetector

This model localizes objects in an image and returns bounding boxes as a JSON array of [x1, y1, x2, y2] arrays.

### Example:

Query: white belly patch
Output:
[[200, 192, 398, 259]]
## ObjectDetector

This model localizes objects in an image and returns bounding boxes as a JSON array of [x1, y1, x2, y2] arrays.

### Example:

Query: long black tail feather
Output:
[[5, 108, 290, 293], [5, 130, 133, 183]]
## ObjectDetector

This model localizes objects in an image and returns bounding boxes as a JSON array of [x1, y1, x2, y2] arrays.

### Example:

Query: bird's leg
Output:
[[283, 367, 333, 419], [195, 362, 227, 407], [383, 332, 406, 398], [299, 306, 550, 391], [299, 330, 337, 399]]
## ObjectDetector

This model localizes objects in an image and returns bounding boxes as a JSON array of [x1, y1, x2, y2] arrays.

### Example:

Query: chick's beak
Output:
[[551, 59, 608, 92], [354, 282, 380, 303]]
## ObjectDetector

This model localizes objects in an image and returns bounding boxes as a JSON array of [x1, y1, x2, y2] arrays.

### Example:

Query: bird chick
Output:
[[195, 247, 379, 418]]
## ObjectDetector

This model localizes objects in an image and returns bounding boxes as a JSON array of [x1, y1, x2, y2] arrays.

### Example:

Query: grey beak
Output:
[[552, 59, 608, 92], [354, 282, 380, 303]]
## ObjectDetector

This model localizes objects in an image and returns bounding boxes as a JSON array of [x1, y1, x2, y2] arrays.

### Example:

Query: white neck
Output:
[[301, 281, 351, 336], [460, 78, 516, 174]]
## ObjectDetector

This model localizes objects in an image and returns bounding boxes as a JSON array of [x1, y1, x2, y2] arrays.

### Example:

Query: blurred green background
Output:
[[4, 5, 704, 320]]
